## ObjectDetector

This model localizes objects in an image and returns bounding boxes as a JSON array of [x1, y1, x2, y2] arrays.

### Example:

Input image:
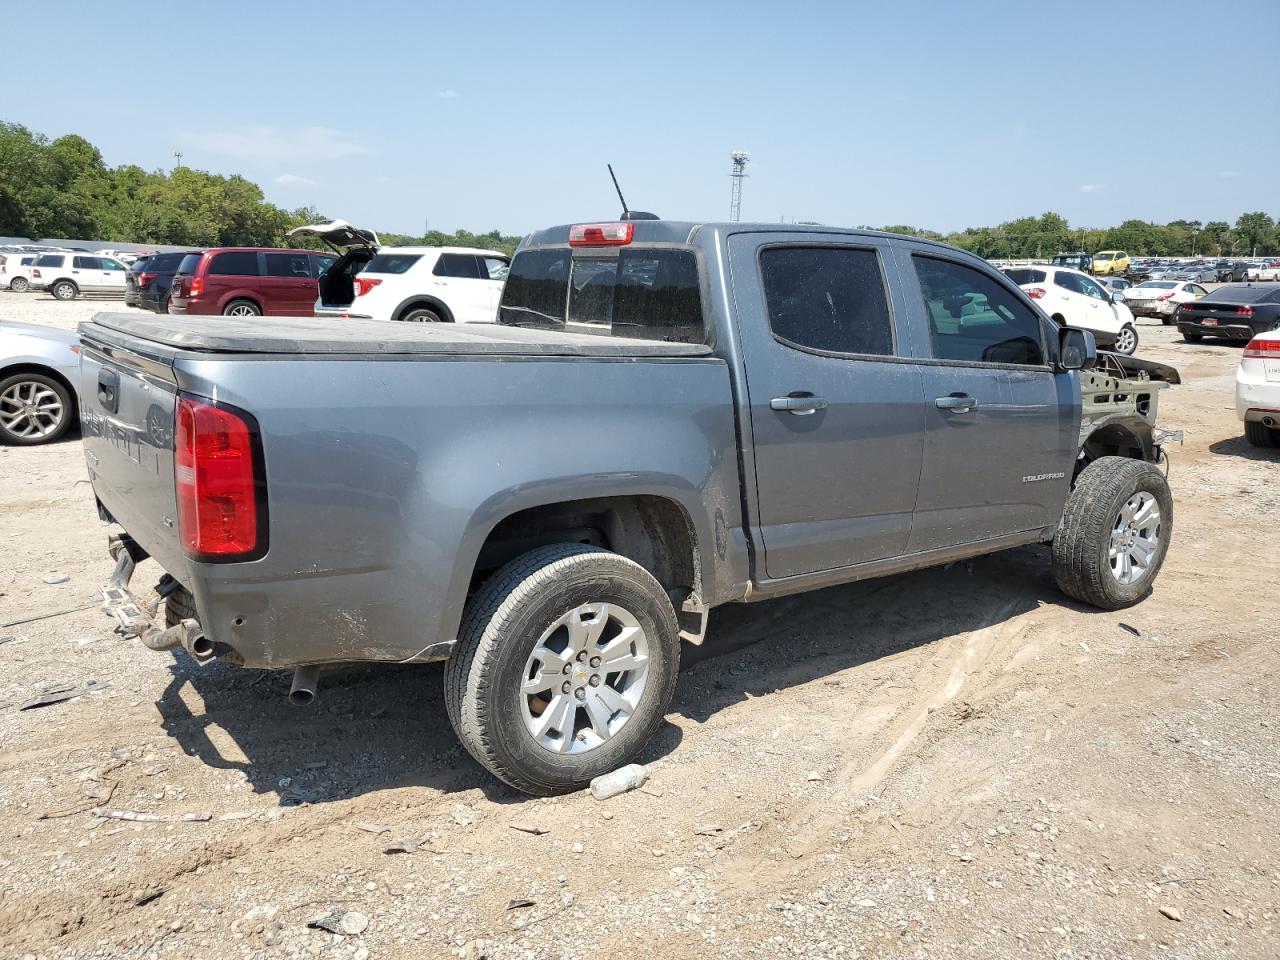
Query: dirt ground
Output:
[[1, 292, 1277, 960]]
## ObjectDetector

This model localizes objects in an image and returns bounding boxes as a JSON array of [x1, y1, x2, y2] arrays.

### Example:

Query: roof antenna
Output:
[[608, 164, 659, 221]]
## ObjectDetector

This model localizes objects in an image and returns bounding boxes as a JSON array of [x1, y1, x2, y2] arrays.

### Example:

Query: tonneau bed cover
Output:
[[80, 313, 714, 358]]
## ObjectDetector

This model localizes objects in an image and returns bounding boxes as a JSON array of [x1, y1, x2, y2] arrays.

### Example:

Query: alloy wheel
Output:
[[1108, 492, 1161, 585], [0, 380, 65, 440]]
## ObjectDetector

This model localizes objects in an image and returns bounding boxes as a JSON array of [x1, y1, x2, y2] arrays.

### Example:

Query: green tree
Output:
[[1235, 211, 1276, 256]]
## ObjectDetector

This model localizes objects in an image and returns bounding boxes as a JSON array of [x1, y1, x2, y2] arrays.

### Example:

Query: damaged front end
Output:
[[1079, 352, 1184, 466]]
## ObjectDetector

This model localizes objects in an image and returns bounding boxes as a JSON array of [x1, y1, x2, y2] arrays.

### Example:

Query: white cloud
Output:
[[179, 125, 370, 165], [435, 90, 459, 99], [1078, 184, 1102, 193], [1219, 170, 1238, 179], [275, 173, 316, 186]]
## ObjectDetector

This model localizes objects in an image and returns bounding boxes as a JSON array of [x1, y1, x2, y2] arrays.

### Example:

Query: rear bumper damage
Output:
[[99, 532, 213, 663]]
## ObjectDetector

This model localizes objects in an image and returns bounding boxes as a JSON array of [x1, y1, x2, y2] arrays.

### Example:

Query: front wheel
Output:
[[0, 372, 74, 445], [1113, 324, 1138, 355], [1052, 456, 1172, 610], [445, 544, 680, 796], [52, 280, 77, 301]]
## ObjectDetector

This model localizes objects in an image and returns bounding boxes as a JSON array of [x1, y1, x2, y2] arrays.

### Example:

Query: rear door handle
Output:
[[770, 394, 828, 415], [935, 393, 977, 413]]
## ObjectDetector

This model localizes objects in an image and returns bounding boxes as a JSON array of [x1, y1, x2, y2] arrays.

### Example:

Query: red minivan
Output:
[[169, 248, 338, 317]]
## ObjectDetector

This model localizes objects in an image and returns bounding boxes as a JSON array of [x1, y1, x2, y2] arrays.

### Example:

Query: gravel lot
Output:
[[1, 290, 1277, 959]]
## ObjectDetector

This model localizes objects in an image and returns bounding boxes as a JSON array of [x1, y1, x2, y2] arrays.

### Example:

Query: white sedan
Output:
[[1123, 280, 1208, 324], [1004, 264, 1139, 354], [1237, 330, 1280, 447]]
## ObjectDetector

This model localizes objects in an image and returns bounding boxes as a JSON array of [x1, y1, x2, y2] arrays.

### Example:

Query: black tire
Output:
[[445, 544, 680, 796], [1183, 332, 1202, 343], [399, 306, 444, 323], [164, 583, 198, 627], [0, 371, 74, 445], [52, 280, 77, 301], [1052, 456, 1173, 611], [222, 299, 261, 317], [1244, 420, 1280, 448], [9, 276, 29, 292]]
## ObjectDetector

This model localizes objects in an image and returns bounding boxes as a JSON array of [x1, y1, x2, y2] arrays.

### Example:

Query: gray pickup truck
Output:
[[80, 220, 1179, 795]]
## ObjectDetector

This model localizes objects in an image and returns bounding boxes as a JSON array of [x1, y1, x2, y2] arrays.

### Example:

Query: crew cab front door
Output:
[[728, 236, 927, 580], [895, 251, 1076, 552]]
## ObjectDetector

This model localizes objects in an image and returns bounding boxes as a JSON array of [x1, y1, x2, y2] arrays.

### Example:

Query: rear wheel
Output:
[[400, 306, 444, 323], [1114, 323, 1138, 355], [1183, 332, 1202, 343], [0, 372, 74, 445], [1244, 420, 1280, 447], [52, 280, 77, 301], [445, 544, 680, 796], [9, 276, 29, 292], [222, 299, 260, 317], [1052, 456, 1172, 610]]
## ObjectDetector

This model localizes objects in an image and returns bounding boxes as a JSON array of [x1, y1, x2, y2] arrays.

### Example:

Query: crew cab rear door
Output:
[[892, 248, 1075, 551], [727, 234, 927, 580]]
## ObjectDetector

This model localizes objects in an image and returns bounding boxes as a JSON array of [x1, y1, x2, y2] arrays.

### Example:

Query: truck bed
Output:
[[82, 313, 714, 358]]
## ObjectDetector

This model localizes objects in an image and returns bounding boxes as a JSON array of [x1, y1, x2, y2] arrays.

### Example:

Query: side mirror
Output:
[[1059, 327, 1096, 371], [1111, 289, 1126, 302]]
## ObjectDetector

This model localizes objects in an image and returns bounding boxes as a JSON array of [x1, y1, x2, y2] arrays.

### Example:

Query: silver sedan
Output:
[[0, 320, 81, 445]]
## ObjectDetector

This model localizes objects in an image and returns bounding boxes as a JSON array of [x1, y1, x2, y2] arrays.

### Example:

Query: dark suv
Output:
[[126, 251, 202, 313], [169, 248, 337, 317], [1213, 260, 1249, 282]]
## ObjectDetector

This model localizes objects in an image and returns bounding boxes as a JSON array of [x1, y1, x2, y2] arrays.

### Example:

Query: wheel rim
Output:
[[1108, 492, 1161, 585], [55, 284, 73, 300], [404, 311, 438, 323], [227, 304, 257, 316], [519, 602, 651, 755], [0, 380, 64, 439], [1116, 327, 1136, 353], [12, 278, 27, 291]]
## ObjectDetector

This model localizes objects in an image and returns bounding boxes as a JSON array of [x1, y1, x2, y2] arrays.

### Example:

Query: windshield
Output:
[[499, 247, 705, 344]]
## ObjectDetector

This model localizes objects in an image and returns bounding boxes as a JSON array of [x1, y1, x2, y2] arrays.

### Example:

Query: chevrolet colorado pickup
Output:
[[80, 220, 1179, 795]]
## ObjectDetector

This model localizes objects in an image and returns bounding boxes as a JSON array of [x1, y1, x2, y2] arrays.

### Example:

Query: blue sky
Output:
[[8, 0, 1278, 235]]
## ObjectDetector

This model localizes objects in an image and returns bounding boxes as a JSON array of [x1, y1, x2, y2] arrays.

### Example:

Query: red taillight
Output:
[[569, 222, 634, 246], [138, 272, 156, 288], [31, 269, 40, 278], [1236, 306, 1254, 317], [175, 396, 265, 559], [1025, 287, 1046, 299], [353, 277, 382, 297], [1244, 338, 1280, 358], [188, 276, 204, 298], [1156, 293, 1173, 301]]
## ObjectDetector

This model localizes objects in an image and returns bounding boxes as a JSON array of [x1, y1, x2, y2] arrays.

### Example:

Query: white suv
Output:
[[0, 252, 37, 291], [289, 220, 509, 323], [1004, 264, 1139, 354], [28, 253, 129, 300]]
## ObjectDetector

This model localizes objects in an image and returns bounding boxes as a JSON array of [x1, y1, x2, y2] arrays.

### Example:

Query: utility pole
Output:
[[172, 150, 184, 169], [729, 151, 750, 222]]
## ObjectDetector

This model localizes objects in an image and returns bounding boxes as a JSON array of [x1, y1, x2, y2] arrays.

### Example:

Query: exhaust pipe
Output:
[[1264, 416, 1277, 428], [182, 631, 217, 664], [289, 665, 321, 707]]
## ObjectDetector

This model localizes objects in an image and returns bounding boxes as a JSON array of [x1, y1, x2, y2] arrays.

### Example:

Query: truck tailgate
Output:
[[78, 331, 186, 576]]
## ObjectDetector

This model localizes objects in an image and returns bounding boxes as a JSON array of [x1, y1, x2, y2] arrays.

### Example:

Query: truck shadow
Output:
[[154, 544, 1066, 805]]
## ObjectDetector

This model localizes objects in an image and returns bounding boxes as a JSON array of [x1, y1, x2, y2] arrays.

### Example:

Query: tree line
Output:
[[2, 123, 1275, 260]]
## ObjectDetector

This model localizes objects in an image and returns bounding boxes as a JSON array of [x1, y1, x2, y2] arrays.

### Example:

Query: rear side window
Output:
[[433, 253, 482, 279], [176, 254, 202, 275], [34, 254, 63, 267], [759, 246, 894, 356], [1004, 268, 1046, 284], [209, 251, 260, 276], [499, 247, 705, 344], [913, 256, 1046, 366], [264, 252, 312, 278], [73, 255, 100, 269], [365, 253, 422, 274]]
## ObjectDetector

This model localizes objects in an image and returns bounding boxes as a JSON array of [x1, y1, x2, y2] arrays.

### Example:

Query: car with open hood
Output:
[[288, 220, 510, 324]]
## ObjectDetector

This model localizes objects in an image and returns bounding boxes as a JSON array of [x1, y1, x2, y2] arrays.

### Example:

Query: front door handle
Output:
[[935, 393, 978, 413], [770, 394, 828, 416]]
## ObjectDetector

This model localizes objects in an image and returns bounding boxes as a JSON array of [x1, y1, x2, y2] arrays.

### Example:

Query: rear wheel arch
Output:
[[394, 295, 454, 323]]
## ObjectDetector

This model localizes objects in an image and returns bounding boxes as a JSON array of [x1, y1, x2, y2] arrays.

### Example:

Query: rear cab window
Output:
[[499, 246, 705, 344]]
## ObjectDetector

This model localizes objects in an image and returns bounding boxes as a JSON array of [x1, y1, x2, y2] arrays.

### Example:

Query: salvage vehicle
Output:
[[79, 220, 1180, 795], [0, 320, 81, 444], [1124, 279, 1208, 323], [1005, 264, 1140, 354], [288, 220, 510, 324], [1237, 330, 1280, 447]]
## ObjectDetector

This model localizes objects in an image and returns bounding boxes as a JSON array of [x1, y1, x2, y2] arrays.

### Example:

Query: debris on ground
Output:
[[307, 909, 369, 936], [1159, 905, 1184, 922], [509, 821, 550, 835], [18, 678, 109, 710], [41, 573, 70, 585], [92, 808, 212, 823], [589, 763, 648, 800]]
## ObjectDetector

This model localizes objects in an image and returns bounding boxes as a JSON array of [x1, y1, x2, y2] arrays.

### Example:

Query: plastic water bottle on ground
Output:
[[589, 763, 649, 800]]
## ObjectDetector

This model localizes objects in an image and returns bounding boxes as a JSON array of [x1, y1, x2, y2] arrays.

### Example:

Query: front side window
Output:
[[433, 253, 482, 279], [209, 251, 260, 276], [264, 252, 312, 278], [759, 246, 894, 356], [1077, 276, 1108, 300], [483, 256, 510, 280], [913, 256, 1046, 366]]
